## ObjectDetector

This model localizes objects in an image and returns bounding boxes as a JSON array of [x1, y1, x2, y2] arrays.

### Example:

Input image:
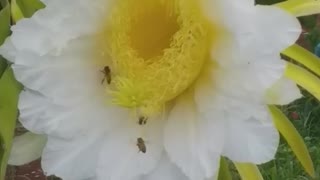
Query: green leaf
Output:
[[218, 157, 232, 180], [15, 0, 44, 18], [0, 134, 4, 169], [275, 0, 320, 17], [256, 0, 285, 5], [0, 0, 10, 77], [285, 62, 320, 101], [0, 67, 22, 180], [0, 0, 9, 45], [234, 163, 264, 180], [282, 44, 320, 77], [11, 0, 24, 23], [0, 0, 7, 12], [268, 106, 315, 178], [0, 57, 6, 78]]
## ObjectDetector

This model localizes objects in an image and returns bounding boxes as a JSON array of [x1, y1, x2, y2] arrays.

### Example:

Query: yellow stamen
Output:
[[97, 0, 216, 116]]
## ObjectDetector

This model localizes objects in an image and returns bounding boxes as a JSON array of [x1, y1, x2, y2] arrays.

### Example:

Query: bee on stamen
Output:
[[138, 116, 148, 125], [136, 137, 146, 153], [101, 66, 111, 84]]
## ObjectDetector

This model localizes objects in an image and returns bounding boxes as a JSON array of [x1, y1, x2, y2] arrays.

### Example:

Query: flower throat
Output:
[[97, 0, 213, 116]]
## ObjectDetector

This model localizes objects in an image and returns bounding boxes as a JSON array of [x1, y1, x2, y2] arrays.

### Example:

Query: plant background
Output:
[[3, 0, 320, 179]]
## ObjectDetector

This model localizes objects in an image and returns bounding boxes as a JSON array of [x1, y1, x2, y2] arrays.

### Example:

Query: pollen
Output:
[[96, 0, 216, 116]]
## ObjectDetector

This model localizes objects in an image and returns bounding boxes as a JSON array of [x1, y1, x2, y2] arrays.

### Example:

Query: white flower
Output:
[[0, 0, 301, 180]]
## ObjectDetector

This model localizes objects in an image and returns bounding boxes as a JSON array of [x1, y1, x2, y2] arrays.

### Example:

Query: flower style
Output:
[[0, 0, 302, 179]]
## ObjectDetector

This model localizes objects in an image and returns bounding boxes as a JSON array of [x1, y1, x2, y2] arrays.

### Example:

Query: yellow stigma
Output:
[[97, 0, 214, 116]]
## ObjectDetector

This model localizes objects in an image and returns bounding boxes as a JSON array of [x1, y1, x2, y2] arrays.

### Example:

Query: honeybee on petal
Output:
[[136, 137, 146, 153], [101, 66, 111, 84], [138, 116, 148, 125]]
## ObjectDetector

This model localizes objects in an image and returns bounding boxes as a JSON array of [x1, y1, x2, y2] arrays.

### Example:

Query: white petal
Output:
[[143, 154, 188, 180], [213, 57, 287, 104], [0, 38, 16, 61], [222, 105, 279, 164], [9, 132, 47, 166], [12, 37, 103, 106], [266, 76, 302, 105], [165, 92, 222, 180], [25, 79, 126, 180], [195, 80, 279, 164], [18, 89, 120, 139], [41, 132, 105, 180], [8, 0, 108, 55], [238, 5, 301, 57], [96, 117, 164, 180], [204, 0, 300, 67]]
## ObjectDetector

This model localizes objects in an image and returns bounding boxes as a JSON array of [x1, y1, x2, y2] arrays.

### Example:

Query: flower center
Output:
[[97, 0, 214, 116], [129, 2, 179, 60]]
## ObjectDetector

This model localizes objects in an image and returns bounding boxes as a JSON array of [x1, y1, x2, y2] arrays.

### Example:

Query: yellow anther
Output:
[[96, 0, 217, 116]]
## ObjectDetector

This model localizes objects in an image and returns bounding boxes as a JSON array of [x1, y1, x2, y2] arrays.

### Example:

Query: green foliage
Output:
[[15, 0, 44, 18], [0, 0, 43, 178], [235, 163, 264, 180], [269, 105, 315, 178], [0, 1, 12, 179], [0, 0, 9, 77], [0, 0, 10, 45], [255, 0, 285, 5], [299, 15, 320, 50], [218, 157, 233, 180], [282, 44, 320, 77], [0, 134, 4, 171], [0, 68, 22, 180], [260, 94, 320, 180]]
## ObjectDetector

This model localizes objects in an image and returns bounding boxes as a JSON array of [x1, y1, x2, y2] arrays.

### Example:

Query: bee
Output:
[[137, 137, 146, 153], [138, 116, 148, 125], [101, 66, 111, 84]]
